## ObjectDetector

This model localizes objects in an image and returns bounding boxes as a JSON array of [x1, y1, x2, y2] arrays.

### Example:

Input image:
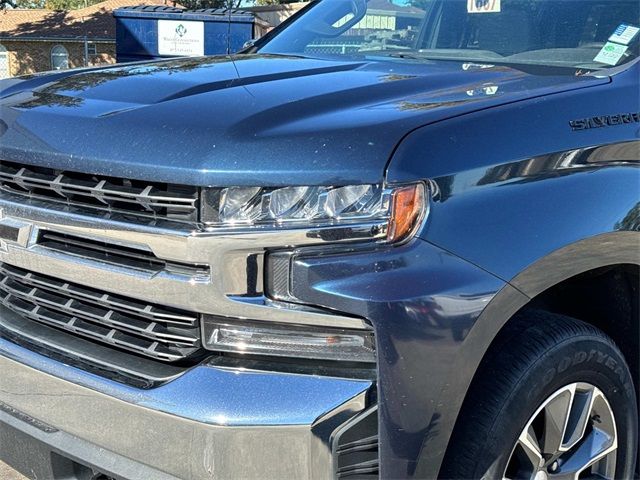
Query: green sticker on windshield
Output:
[[593, 42, 628, 66]]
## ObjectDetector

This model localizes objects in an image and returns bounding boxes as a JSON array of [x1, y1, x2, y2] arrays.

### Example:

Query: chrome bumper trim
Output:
[[0, 337, 373, 479]]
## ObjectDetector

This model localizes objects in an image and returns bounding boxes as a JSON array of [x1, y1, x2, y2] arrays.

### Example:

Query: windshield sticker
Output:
[[467, 0, 501, 14], [609, 24, 640, 45], [593, 42, 628, 66]]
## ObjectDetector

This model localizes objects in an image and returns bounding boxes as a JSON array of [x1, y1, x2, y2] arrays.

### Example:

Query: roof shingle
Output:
[[1, 0, 174, 39]]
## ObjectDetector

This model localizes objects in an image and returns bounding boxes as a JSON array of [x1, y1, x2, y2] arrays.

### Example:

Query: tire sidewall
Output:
[[476, 336, 638, 479]]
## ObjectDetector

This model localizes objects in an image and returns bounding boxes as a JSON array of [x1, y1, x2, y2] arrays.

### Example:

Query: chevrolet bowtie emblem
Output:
[[0, 209, 33, 252]]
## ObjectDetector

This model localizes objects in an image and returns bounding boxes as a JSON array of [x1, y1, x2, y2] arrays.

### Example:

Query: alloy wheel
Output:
[[504, 382, 617, 480]]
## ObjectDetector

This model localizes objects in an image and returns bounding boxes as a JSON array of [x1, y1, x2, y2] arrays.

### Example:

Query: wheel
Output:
[[440, 310, 638, 480]]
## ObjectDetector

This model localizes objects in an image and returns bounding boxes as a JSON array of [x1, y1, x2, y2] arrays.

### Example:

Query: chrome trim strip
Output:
[[0, 337, 373, 480], [0, 195, 374, 329]]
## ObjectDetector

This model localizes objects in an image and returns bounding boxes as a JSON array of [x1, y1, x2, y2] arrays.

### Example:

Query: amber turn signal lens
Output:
[[387, 184, 426, 243]]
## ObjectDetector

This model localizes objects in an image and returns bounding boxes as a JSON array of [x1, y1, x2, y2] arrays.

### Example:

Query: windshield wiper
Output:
[[366, 50, 496, 62], [386, 52, 428, 60], [357, 50, 430, 60]]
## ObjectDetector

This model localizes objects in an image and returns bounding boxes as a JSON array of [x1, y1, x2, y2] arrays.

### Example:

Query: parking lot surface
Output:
[[0, 461, 26, 480]]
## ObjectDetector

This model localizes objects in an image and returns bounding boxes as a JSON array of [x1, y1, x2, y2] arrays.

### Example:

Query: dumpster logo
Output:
[[158, 20, 205, 57], [175, 24, 187, 38]]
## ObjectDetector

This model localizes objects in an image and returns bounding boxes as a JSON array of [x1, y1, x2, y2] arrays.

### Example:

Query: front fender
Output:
[[419, 231, 639, 477], [289, 238, 509, 479], [379, 61, 639, 477], [386, 61, 639, 284]]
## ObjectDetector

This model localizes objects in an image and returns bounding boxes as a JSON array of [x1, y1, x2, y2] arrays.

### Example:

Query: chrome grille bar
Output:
[[0, 264, 201, 362], [0, 161, 199, 222], [37, 231, 210, 277], [0, 264, 197, 325]]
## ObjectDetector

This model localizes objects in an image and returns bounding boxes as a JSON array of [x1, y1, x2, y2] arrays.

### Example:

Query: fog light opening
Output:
[[203, 318, 376, 363]]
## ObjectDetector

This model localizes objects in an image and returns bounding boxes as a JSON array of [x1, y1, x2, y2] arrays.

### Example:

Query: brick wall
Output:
[[1, 40, 115, 77]]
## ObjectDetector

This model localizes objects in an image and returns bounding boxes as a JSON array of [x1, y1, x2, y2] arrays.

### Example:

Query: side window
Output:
[[0, 44, 8, 79], [51, 45, 69, 70]]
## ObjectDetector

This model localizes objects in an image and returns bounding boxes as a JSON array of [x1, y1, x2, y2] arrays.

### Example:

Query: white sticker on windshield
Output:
[[609, 24, 640, 45], [467, 0, 501, 14], [593, 42, 628, 66]]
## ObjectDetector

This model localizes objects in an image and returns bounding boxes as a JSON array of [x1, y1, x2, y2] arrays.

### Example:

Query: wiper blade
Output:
[[386, 52, 427, 60], [358, 49, 429, 60]]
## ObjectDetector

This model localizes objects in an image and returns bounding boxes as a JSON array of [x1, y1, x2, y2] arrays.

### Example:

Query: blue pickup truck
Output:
[[0, 1, 638, 479]]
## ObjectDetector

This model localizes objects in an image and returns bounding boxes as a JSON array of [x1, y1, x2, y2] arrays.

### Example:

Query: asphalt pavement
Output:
[[0, 461, 27, 480]]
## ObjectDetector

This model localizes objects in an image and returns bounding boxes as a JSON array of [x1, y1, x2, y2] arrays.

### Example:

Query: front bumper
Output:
[[0, 174, 380, 480], [0, 335, 373, 480], [0, 173, 512, 479]]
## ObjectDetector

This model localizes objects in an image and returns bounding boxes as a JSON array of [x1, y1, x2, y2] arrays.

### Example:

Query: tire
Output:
[[440, 310, 638, 480]]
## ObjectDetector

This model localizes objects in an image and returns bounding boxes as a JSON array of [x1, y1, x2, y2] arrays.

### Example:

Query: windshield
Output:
[[256, 0, 640, 73]]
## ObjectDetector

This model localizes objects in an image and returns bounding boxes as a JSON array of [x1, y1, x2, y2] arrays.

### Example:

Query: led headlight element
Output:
[[204, 182, 427, 244], [268, 186, 316, 219], [215, 184, 388, 225], [219, 186, 262, 222], [324, 185, 377, 218]]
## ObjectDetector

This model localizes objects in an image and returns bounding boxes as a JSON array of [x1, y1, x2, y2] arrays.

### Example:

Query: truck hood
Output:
[[0, 54, 607, 186]]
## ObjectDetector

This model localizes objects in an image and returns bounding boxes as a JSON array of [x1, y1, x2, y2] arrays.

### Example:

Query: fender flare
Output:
[[468, 231, 639, 369]]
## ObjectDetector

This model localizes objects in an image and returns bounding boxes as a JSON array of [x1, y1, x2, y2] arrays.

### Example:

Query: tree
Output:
[[45, 0, 102, 9], [1, 0, 91, 8], [2, 0, 49, 8], [0, 0, 45, 10], [254, 0, 300, 5]]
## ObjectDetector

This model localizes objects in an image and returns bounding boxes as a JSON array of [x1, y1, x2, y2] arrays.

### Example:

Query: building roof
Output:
[[0, 0, 175, 40]]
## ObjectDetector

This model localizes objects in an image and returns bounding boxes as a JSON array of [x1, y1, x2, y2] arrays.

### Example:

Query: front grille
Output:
[[0, 161, 199, 223], [0, 264, 202, 362]]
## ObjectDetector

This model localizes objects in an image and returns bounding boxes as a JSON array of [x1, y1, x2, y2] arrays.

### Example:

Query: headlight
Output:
[[199, 183, 426, 363], [202, 182, 426, 244]]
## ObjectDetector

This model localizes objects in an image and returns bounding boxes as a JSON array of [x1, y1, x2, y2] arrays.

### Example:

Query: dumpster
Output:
[[113, 6, 270, 63]]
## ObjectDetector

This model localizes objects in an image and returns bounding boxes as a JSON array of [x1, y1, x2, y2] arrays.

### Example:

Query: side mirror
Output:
[[243, 39, 256, 50]]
